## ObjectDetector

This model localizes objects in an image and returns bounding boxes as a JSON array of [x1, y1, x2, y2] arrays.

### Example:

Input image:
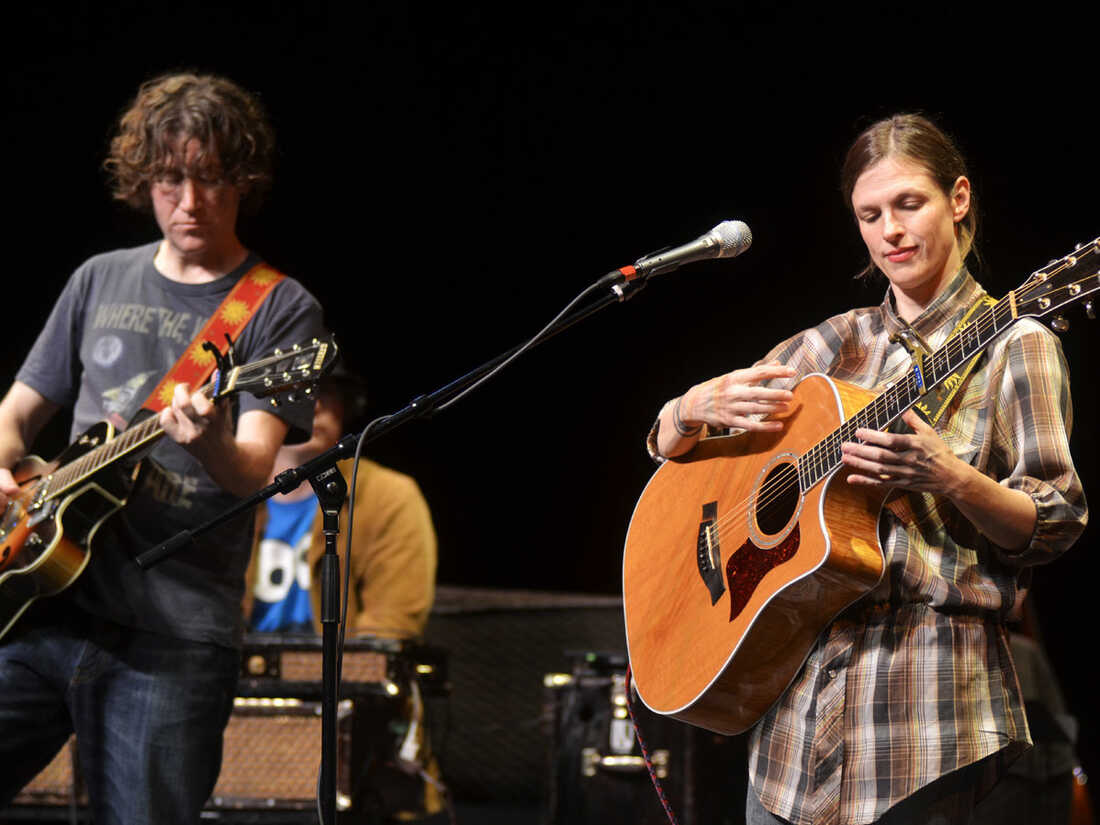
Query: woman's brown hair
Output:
[[841, 114, 978, 277]]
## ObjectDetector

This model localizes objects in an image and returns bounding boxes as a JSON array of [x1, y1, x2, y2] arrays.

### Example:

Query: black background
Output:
[[5, 0, 1097, 789]]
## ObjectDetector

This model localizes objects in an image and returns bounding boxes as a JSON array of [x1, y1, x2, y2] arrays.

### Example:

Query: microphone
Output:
[[604, 220, 753, 285]]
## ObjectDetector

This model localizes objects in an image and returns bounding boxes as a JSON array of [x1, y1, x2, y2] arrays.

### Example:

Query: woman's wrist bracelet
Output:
[[673, 395, 702, 438]]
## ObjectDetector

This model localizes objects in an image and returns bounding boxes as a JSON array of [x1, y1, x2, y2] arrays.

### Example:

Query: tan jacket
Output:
[[244, 458, 437, 639]]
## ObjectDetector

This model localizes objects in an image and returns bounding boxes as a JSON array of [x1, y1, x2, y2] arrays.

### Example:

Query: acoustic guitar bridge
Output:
[[696, 501, 725, 605]]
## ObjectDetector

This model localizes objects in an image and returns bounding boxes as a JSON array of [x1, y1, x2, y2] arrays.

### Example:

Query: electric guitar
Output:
[[622, 237, 1099, 735], [0, 335, 337, 640]]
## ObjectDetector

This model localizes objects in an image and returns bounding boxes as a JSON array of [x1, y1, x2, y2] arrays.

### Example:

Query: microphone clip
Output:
[[611, 277, 647, 303]]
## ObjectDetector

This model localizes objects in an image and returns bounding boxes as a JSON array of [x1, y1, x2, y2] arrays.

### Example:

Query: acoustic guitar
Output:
[[0, 335, 336, 641], [623, 238, 1099, 735]]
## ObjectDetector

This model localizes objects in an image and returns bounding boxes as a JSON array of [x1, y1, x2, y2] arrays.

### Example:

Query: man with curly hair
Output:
[[0, 73, 324, 823]]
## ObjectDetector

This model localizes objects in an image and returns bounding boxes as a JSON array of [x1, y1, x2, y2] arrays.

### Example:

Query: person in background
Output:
[[244, 364, 437, 639]]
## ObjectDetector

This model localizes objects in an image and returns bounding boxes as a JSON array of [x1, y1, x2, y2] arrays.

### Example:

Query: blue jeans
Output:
[[0, 601, 238, 825]]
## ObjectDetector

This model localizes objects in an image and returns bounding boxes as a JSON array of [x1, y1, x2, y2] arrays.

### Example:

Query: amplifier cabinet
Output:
[[8, 698, 404, 821], [9, 736, 83, 809], [210, 697, 355, 810], [544, 652, 748, 825], [237, 633, 449, 699]]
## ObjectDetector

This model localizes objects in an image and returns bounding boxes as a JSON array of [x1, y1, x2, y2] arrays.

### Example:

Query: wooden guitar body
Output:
[[0, 422, 136, 638], [623, 374, 888, 735]]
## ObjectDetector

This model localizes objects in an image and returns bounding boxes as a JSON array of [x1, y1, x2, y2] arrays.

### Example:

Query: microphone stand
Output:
[[135, 271, 650, 823]]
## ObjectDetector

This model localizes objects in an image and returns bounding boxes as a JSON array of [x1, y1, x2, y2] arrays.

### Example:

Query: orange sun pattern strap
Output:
[[141, 262, 286, 412]]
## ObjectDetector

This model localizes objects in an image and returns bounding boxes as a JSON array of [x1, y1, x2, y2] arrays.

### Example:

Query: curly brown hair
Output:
[[105, 73, 275, 213], [841, 114, 979, 278]]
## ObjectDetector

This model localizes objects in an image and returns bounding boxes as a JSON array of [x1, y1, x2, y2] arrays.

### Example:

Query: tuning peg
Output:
[[1050, 316, 1070, 332], [1086, 299, 1096, 320]]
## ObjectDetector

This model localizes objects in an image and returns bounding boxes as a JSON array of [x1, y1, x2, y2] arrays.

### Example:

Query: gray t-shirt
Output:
[[16, 242, 325, 647]]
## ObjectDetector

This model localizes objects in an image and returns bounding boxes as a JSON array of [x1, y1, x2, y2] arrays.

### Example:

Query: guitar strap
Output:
[[878, 293, 1000, 589], [140, 262, 286, 413], [890, 293, 997, 428]]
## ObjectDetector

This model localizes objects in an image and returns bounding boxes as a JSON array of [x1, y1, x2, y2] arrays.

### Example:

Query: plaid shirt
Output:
[[736, 268, 1088, 824]]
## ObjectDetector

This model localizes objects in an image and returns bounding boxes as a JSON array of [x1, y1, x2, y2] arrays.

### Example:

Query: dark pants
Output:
[[0, 602, 238, 825]]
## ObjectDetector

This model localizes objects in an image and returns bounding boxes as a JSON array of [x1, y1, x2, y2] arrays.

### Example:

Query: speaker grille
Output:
[[211, 699, 351, 809]]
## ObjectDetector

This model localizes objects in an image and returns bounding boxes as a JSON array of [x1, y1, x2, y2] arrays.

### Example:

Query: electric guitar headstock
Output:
[[218, 335, 339, 405]]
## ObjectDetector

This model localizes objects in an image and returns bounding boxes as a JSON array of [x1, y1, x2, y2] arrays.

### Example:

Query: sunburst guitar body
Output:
[[0, 422, 134, 637]]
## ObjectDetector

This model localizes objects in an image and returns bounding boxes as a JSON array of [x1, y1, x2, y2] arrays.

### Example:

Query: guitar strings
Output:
[[707, 296, 989, 541], [709, 331, 966, 541], [703, 358, 927, 543], [42, 376, 220, 504], [43, 343, 321, 502], [701, 252, 1097, 546]]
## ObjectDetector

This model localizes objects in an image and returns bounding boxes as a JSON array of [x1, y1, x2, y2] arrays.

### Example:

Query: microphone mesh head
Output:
[[712, 220, 753, 258]]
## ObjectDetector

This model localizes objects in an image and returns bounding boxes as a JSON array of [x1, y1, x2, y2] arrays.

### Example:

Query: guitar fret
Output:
[[925, 354, 939, 388], [930, 350, 947, 383], [872, 400, 886, 429], [962, 323, 977, 353], [66, 457, 85, 486], [865, 397, 879, 431], [897, 382, 910, 414], [881, 392, 897, 424], [902, 375, 919, 409], [876, 393, 889, 426], [990, 301, 1004, 333]]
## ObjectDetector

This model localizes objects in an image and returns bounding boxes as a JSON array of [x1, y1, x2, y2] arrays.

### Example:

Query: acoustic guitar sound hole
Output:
[[755, 462, 799, 536]]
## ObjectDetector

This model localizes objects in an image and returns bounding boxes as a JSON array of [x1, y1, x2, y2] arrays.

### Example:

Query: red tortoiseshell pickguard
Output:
[[725, 524, 800, 622]]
